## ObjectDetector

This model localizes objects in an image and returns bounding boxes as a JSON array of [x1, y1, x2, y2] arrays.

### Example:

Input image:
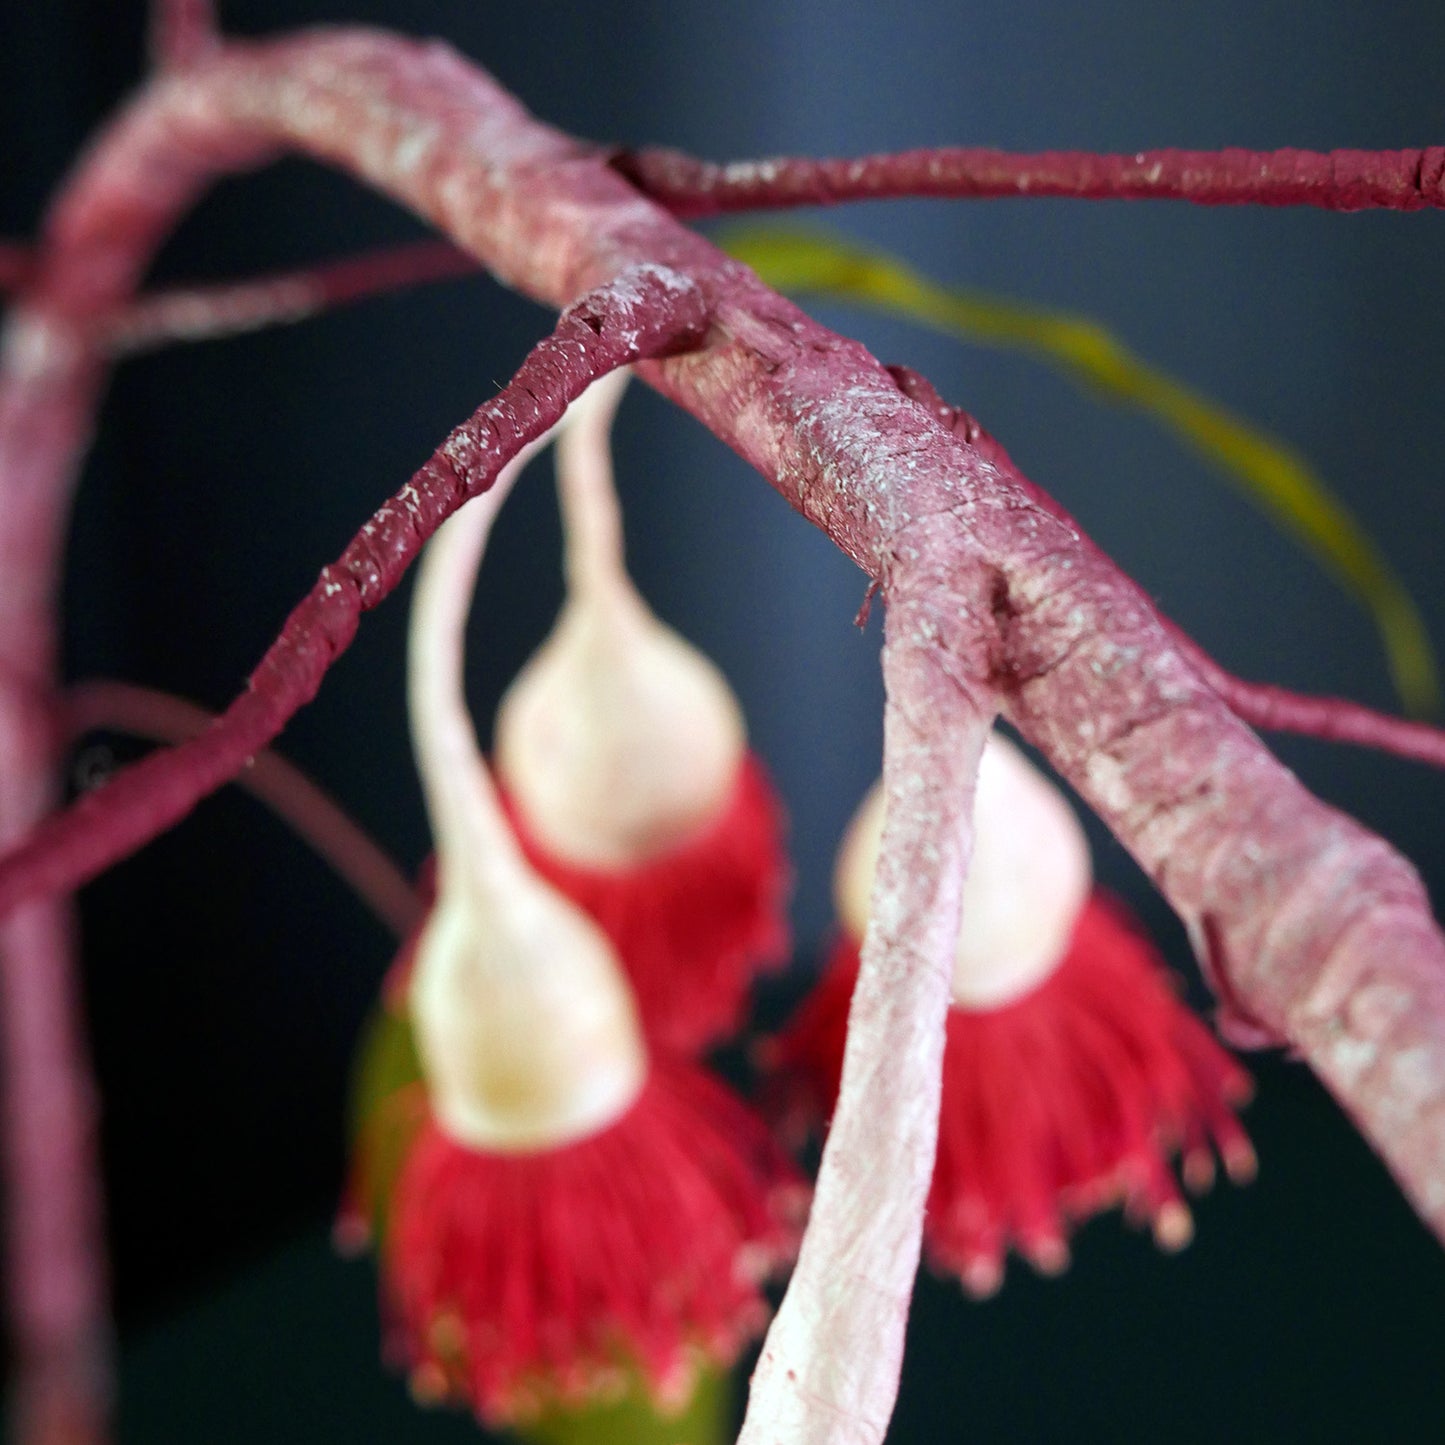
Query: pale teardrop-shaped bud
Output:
[[834, 732, 1092, 1008], [406, 432, 647, 1151], [494, 369, 746, 868], [495, 589, 745, 867], [409, 869, 647, 1151]]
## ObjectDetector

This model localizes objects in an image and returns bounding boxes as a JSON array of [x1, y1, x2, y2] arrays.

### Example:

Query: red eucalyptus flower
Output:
[[493, 371, 790, 1054], [769, 732, 1255, 1296]]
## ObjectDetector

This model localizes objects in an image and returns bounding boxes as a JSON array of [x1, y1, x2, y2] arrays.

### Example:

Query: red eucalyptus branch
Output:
[[0, 26, 1442, 1444], [617, 142, 1445, 217], [63, 241, 1445, 778], [63, 681, 421, 938]]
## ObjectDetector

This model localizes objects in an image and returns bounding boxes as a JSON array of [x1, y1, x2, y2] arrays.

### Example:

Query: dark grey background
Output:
[[3, 1, 1444, 1440]]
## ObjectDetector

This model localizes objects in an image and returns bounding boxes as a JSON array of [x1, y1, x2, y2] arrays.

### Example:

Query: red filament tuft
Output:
[[381, 1059, 805, 1424], [768, 893, 1253, 1296], [500, 751, 791, 1055]]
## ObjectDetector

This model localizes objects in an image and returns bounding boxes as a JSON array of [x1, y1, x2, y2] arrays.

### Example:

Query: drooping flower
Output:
[[768, 731, 1254, 1297], [342, 950, 794, 1434], [348, 419, 802, 1426], [493, 370, 790, 1054]]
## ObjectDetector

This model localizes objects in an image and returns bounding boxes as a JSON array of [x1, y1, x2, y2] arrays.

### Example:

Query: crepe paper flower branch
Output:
[[1164, 634, 1445, 770], [0, 263, 710, 914], [18, 190, 1441, 729], [769, 732, 1254, 1297], [47, 215, 1445, 733], [81, 242, 1445, 786], [735, 588, 998, 1443], [1, 16, 1444, 1445], [100, 239, 479, 357]]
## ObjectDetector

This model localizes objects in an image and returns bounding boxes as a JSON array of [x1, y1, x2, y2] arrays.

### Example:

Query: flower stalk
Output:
[[741, 594, 996, 1445]]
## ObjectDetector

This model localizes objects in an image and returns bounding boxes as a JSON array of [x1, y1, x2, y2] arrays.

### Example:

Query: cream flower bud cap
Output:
[[495, 588, 745, 868], [834, 732, 1091, 1008], [409, 866, 648, 1153], [494, 369, 746, 869]]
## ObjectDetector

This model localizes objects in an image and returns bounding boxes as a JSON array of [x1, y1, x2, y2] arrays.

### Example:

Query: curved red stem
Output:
[[617, 143, 1445, 218], [64, 681, 422, 938], [1167, 631, 1445, 770], [106, 239, 475, 355]]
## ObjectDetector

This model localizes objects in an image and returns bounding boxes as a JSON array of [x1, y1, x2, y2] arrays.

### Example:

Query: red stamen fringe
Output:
[[768, 893, 1254, 1297], [382, 1059, 806, 1425], [500, 752, 792, 1054]]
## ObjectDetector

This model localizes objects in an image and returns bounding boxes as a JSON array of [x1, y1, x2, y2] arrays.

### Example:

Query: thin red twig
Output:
[[106, 239, 475, 355], [616, 143, 1445, 218], [64, 681, 421, 938], [1168, 630, 1445, 770]]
